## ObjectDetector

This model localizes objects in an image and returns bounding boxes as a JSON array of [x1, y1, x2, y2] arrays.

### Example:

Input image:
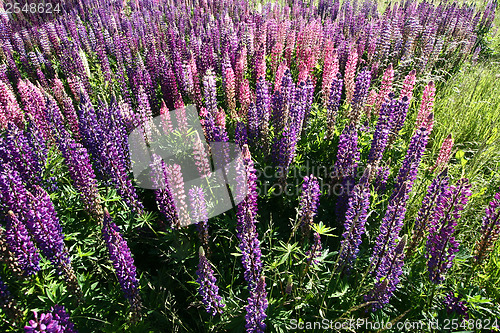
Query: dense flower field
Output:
[[0, 0, 499, 331]]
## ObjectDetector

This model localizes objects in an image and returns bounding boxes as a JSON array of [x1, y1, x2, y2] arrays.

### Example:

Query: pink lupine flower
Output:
[[274, 62, 287, 92], [164, 164, 190, 227], [344, 45, 358, 105], [224, 67, 236, 117], [374, 64, 394, 114], [159, 100, 173, 133], [175, 107, 188, 133], [400, 69, 416, 102], [235, 45, 248, 88], [17, 79, 49, 139], [416, 81, 436, 131], [192, 133, 212, 178], [430, 134, 454, 172], [66, 75, 87, 103], [0, 81, 24, 129], [321, 41, 339, 105], [284, 31, 296, 67], [174, 92, 185, 110], [298, 46, 315, 83], [51, 78, 66, 105], [239, 78, 252, 116], [270, 42, 284, 75], [189, 55, 203, 109], [364, 89, 378, 119], [254, 45, 267, 80], [216, 107, 226, 129]]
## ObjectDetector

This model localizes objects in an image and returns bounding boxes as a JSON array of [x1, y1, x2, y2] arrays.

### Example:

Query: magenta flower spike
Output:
[[415, 81, 436, 131], [374, 64, 394, 114], [344, 45, 358, 105], [430, 134, 454, 173]]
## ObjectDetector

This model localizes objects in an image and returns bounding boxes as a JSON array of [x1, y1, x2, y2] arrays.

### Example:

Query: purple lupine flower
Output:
[[474, 188, 500, 265], [393, 115, 433, 195], [338, 177, 370, 273], [369, 182, 409, 275], [189, 186, 209, 249], [235, 121, 248, 148], [0, 276, 21, 320], [196, 247, 225, 315], [236, 146, 267, 329], [298, 175, 321, 237], [25, 186, 70, 274], [76, 95, 139, 213], [203, 68, 218, 117], [367, 95, 398, 166], [426, 179, 471, 284], [390, 96, 410, 140], [407, 170, 449, 258], [373, 160, 391, 193], [236, 145, 259, 239], [0, 122, 45, 187], [365, 235, 407, 311], [443, 292, 469, 319], [58, 138, 102, 218], [326, 74, 343, 138], [102, 141, 144, 215], [306, 232, 322, 265], [49, 305, 77, 332], [102, 210, 141, 314], [24, 311, 63, 333], [349, 67, 371, 123], [247, 102, 260, 147], [5, 210, 41, 277], [245, 275, 268, 333], [24, 305, 77, 333], [332, 124, 360, 182], [150, 154, 178, 228], [370, 120, 431, 271], [333, 124, 360, 219]]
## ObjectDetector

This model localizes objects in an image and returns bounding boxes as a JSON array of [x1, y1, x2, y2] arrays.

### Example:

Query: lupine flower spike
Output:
[[24, 305, 77, 333], [474, 187, 500, 265], [298, 175, 321, 238], [430, 134, 454, 173], [102, 209, 141, 316], [196, 247, 225, 315]]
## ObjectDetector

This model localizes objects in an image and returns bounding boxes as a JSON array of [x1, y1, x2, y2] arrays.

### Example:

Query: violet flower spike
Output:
[[474, 188, 500, 265], [5, 210, 41, 277], [196, 247, 225, 316], [426, 179, 472, 284], [102, 210, 141, 314], [298, 175, 321, 237], [245, 276, 268, 333]]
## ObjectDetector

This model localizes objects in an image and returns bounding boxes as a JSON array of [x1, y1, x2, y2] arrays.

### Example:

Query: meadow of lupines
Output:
[[0, 0, 499, 331]]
